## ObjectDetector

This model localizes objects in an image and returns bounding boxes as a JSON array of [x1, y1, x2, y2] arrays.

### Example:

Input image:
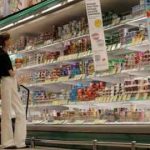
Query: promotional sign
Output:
[[85, 0, 109, 71]]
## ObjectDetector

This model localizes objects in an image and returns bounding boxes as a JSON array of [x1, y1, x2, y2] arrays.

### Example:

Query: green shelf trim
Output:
[[0, 0, 64, 28], [28, 131, 150, 144]]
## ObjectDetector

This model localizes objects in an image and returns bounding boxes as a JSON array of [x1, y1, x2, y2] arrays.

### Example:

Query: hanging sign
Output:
[[85, 0, 109, 71]]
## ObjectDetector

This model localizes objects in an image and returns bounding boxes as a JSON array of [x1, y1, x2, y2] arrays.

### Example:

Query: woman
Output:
[[0, 33, 27, 149]]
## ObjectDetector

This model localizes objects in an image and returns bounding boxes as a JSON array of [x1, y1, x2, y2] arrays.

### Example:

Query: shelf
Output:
[[29, 103, 68, 110], [17, 51, 92, 71], [28, 99, 150, 110], [124, 83, 150, 88], [125, 40, 150, 52], [24, 74, 88, 88], [104, 15, 146, 32], [9, 14, 147, 56], [11, 34, 89, 55], [93, 66, 150, 83], [66, 99, 150, 109], [20, 64, 150, 89], [16, 39, 149, 72]]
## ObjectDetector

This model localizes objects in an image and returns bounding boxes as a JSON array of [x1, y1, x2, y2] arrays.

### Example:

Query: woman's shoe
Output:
[[4, 146, 17, 149]]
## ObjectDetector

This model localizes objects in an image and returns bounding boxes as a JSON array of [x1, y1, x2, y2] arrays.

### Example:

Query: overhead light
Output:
[[17, 15, 35, 23], [42, 3, 62, 14], [67, 0, 74, 2], [128, 16, 147, 24], [0, 23, 14, 31], [28, 16, 46, 24]]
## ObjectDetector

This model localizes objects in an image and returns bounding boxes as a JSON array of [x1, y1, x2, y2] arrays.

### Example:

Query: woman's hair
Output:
[[0, 33, 10, 48]]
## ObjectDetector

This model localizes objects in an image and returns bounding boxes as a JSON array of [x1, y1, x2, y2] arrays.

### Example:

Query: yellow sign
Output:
[[95, 19, 101, 28]]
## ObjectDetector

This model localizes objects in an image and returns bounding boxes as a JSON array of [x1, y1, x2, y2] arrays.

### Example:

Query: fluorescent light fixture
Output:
[[42, 3, 62, 14], [28, 16, 46, 24], [17, 15, 35, 23], [0, 23, 14, 31], [128, 16, 147, 24], [68, 0, 74, 2]]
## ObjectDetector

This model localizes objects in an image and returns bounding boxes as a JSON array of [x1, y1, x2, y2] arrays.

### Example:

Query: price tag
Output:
[[143, 93, 148, 100], [106, 96, 110, 102], [138, 36, 143, 44], [45, 80, 51, 84], [73, 75, 79, 80], [110, 96, 114, 102], [102, 96, 106, 102], [52, 100, 59, 105], [104, 96, 107, 102], [111, 44, 116, 51], [83, 52, 87, 56], [62, 56, 66, 60], [69, 101, 76, 105], [50, 59, 54, 63], [67, 55, 71, 60], [57, 77, 61, 82], [100, 96, 104, 102], [64, 76, 69, 81], [116, 43, 121, 50], [67, 55, 72, 60], [72, 54, 76, 58], [135, 93, 140, 100], [96, 97, 99, 102], [122, 94, 127, 101], [88, 50, 92, 55], [126, 94, 131, 101], [60, 56, 64, 61], [118, 95, 123, 101], [107, 45, 112, 51], [113, 95, 118, 102], [79, 52, 84, 57], [53, 60, 57, 64], [59, 56, 64, 61], [107, 96, 111, 102]]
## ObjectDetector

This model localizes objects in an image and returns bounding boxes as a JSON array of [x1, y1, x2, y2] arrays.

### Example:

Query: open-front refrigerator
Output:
[[1, 0, 150, 148]]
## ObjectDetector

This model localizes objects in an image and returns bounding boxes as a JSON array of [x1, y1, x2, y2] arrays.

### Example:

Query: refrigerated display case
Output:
[[0, 0, 46, 18], [1, 0, 150, 148]]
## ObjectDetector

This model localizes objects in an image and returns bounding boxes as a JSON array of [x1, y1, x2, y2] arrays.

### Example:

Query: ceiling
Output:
[[8, 0, 139, 39]]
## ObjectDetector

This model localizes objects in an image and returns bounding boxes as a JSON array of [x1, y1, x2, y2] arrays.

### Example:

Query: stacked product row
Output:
[[17, 49, 150, 85], [12, 17, 89, 51], [28, 102, 150, 124], [17, 59, 94, 84], [28, 76, 150, 103], [11, 12, 146, 54], [15, 37, 91, 68]]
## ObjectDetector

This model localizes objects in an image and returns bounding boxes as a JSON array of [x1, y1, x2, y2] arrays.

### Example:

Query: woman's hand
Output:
[[9, 69, 16, 77]]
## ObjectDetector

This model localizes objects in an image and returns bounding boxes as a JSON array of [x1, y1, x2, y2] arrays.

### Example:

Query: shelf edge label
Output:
[[85, 0, 109, 71]]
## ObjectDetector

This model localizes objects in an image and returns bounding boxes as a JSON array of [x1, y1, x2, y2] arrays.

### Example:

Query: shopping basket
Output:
[[19, 84, 30, 119]]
